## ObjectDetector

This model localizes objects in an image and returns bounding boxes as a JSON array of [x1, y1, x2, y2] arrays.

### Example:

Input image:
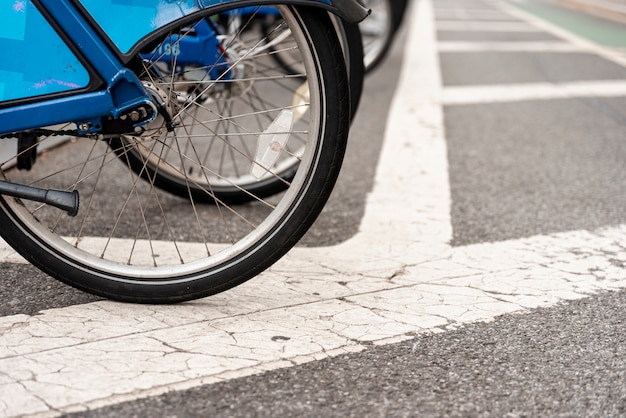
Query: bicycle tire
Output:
[[0, 5, 350, 303], [335, 18, 365, 121], [361, 0, 408, 73], [264, 14, 365, 121], [114, 10, 362, 204], [391, 0, 409, 34]]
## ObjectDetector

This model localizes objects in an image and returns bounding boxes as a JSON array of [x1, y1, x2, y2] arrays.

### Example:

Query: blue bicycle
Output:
[[121, 6, 365, 203], [0, 0, 368, 303]]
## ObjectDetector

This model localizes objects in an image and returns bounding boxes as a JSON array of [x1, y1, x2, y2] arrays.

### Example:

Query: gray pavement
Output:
[[64, 289, 626, 418], [2, 0, 626, 416]]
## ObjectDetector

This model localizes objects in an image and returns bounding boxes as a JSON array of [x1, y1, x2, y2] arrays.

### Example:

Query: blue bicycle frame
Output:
[[0, 0, 368, 137]]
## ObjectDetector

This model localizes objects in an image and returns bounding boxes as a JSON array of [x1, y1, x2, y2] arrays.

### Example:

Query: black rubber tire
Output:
[[0, 6, 350, 303], [392, 0, 409, 34], [362, 0, 409, 73], [336, 18, 365, 121]]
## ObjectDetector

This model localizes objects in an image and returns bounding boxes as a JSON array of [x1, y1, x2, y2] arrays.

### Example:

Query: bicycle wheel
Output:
[[115, 9, 361, 204], [336, 18, 365, 121], [262, 14, 365, 121], [391, 0, 409, 33], [360, 0, 407, 73], [0, 5, 350, 303]]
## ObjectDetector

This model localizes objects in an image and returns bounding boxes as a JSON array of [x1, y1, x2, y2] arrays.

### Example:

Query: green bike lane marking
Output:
[[503, 0, 626, 48]]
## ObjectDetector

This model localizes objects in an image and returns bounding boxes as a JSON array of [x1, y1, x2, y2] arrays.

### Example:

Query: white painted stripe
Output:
[[0, 238, 27, 264], [435, 9, 519, 20], [2, 1, 626, 417], [4, 230, 626, 417], [435, 8, 504, 13], [436, 21, 542, 32], [0, 1, 448, 415], [438, 41, 583, 52], [443, 80, 626, 105]]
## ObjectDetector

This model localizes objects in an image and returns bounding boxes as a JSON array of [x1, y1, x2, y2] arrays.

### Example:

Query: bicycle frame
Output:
[[0, 0, 368, 137]]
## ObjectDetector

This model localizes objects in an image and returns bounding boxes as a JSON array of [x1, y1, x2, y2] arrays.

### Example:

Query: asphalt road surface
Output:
[[2, 0, 626, 416]]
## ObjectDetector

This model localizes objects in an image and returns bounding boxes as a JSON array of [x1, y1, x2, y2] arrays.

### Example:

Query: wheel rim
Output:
[[0, 6, 325, 280], [360, 0, 394, 69]]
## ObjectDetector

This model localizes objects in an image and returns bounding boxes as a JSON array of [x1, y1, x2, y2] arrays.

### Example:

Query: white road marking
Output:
[[2, 0, 626, 417], [443, 80, 626, 105], [436, 21, 541, 31], [434, 9, 520, 20], [438, 41, 583, 52]]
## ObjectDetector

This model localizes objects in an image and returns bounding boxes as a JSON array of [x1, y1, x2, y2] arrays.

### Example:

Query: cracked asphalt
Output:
[[63, 289, 626, 418], [2, 0, 626, 416]]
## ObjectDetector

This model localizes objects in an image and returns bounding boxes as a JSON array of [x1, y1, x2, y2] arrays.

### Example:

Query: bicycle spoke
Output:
[[0, 4, 347, 303]]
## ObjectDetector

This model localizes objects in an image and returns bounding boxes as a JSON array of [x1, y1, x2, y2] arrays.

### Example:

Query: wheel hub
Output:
[[124, 81, 178, 142]]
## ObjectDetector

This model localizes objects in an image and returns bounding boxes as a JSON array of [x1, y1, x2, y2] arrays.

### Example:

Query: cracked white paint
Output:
[[2, 0, 626, 416]]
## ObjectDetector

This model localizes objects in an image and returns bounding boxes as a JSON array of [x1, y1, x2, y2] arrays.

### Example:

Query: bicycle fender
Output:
[[338, 0, 371, 23], [314, 0, 371, 22], [80, 0, 370, 59], [318, 0, 371, 23], [197, 0, 370, 23], [267, 0, 371, 22]]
